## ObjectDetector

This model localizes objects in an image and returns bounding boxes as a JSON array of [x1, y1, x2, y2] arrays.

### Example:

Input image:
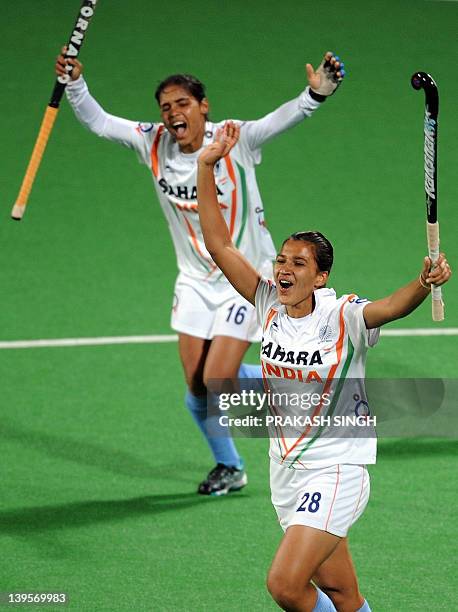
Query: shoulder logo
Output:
[[318, 325, 333, 343], [136, 122, 154, 133]]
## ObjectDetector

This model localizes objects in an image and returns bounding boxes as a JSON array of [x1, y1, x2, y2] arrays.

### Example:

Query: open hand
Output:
[[198, 121, 240, 166], [306, 51, 345, 97]]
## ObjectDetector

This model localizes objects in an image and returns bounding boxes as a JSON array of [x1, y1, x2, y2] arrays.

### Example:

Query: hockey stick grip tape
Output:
[[11, 106, 59, 220], [426, 220, 444, 321]]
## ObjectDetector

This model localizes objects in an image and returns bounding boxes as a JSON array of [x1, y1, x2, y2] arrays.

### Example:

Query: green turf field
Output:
[[1, 1, 457, 610]]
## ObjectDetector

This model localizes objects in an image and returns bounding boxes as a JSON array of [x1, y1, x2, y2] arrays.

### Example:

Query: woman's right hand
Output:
[[198, 121, 240, 166], [55, 46, 83, 81]]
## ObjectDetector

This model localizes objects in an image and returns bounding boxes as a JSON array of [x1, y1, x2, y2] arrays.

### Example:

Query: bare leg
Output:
[[203, 335, 251, 383], [267, 525, 341, 611], [313, 538, 365, 612], [178, 333, 211, 395], [178, 333, 251, 391]]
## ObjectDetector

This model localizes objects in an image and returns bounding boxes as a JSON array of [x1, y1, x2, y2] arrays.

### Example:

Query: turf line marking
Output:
[[381, 328, 458, 337], [0, 328, 457, 349], [0, 335, 179, 349]]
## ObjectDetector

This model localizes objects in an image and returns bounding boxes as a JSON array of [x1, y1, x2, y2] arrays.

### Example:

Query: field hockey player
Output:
[[55, 49, 345, 495], [196, 121, 451, 610]]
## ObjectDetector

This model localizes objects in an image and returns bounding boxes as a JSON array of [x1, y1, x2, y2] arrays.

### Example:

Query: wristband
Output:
[[308, 88, 327, 103], [419, 274, 430, 290]]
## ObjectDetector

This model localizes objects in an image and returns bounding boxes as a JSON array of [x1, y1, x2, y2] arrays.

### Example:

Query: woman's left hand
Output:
[[421, 253, 452, 287]]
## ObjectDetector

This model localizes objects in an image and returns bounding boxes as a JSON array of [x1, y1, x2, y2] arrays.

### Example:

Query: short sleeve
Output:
[[343, 296, 380, 349], [255, 278, 278, 327]]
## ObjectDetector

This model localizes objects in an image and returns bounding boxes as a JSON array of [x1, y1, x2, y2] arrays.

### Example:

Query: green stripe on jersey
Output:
[[234, 162, 248, 249], [289, 336, 355, 468]]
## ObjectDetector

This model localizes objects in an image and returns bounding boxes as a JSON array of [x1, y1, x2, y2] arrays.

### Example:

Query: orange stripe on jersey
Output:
[[181, 212, 215, 272], [204, 264, 218, 279], [325, 465, 340, 530], [150, 125, 164, 178], [262, 362, 287, 460], [264, 308, 277, 332], [175, 202, 228, 213], [176, 202, 199, 212], [262, 363, 307, 466], [281, 294, 355, 463], [224, 155, 237, 238]]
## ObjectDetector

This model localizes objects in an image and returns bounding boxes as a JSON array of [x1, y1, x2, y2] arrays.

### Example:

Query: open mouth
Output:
[[278, 279, 293, 290], [171, 121, 187, 138]]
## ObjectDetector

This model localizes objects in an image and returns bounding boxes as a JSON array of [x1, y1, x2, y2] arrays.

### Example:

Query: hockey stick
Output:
[[411, 71, 444, 321], [11, 0, 98, 221]]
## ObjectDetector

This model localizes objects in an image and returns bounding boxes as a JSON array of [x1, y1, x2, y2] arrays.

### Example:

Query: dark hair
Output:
[[154, 74, 207, 104], [282, 231, 334, 274]]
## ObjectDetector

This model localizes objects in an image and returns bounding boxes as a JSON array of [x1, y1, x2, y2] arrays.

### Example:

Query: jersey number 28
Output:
[[296, 491, 321, 513]]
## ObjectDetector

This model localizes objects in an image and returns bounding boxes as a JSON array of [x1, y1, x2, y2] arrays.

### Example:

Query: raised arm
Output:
[[241, 51, 345, 151], [363, 255, 451, 329], [55, 49, 146, 150], [197, 123, 261, 305]]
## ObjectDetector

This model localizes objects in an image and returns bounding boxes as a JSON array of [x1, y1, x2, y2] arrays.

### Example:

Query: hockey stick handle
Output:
[[11, 0, 98, 220], [11, 106, 59, 220], [426, 221, 444, 321], [50, 0, 98, 108]]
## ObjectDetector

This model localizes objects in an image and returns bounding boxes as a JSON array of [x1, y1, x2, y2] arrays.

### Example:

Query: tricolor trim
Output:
[[282, 295, 356, 466], [150, 125, 164, 178], [224, 155, 238, 238], [234, 162, 249, 248]]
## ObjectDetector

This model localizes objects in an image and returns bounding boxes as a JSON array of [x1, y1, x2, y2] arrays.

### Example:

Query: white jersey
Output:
[[66, 77, 322, 284], [255, 278, 380, 469]]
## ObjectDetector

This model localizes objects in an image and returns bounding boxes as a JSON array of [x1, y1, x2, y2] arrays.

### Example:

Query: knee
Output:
[[267, 579, 298, 609], [266, 570, 303, 610]]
